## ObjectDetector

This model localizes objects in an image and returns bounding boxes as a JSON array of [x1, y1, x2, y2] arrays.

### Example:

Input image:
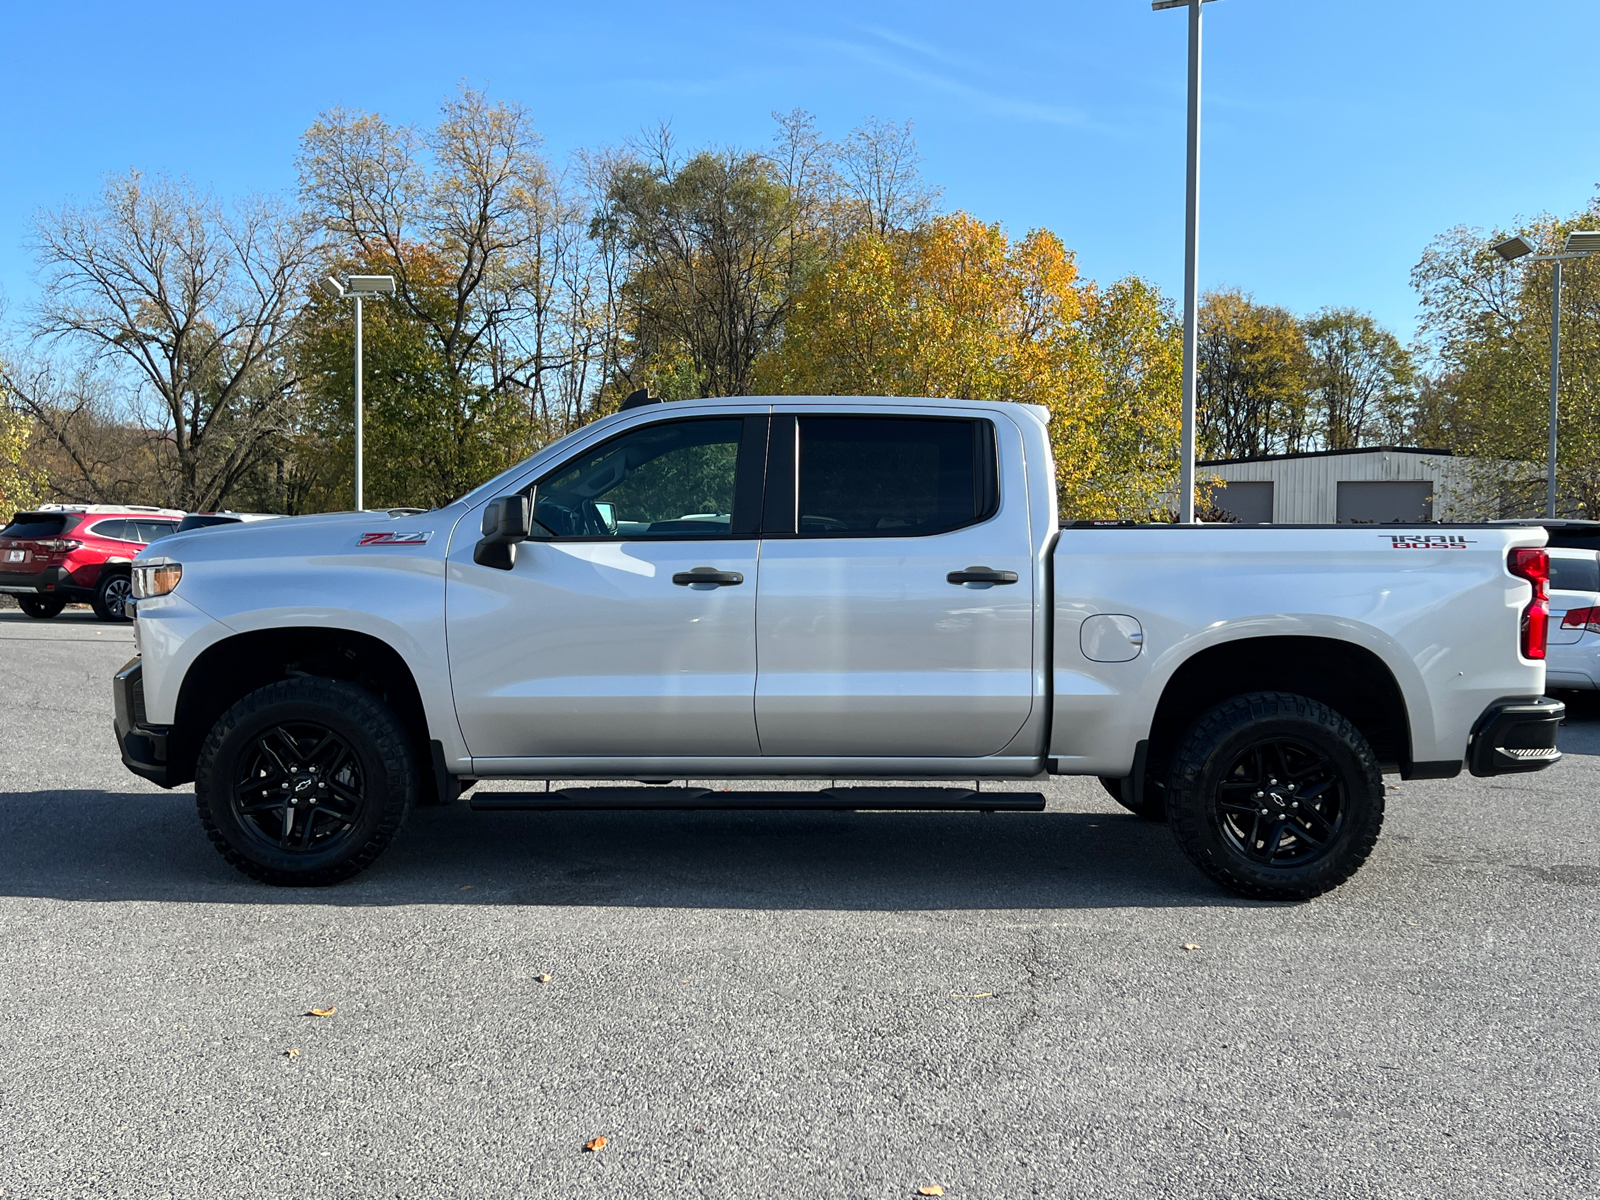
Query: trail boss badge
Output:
[[358, 531, 433, 546], [1385, 534, 1475, 550]]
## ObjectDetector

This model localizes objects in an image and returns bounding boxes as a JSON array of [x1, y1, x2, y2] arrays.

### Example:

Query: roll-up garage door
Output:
[[1336, 480, 1433, 524], [1213, 480, 1273, 523]]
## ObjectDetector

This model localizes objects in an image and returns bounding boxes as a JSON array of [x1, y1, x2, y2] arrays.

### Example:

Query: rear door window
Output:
[[135, 521, 179, 543], [1, 514, 69, 540], [89, 519, 137, 542], [1549, 554, 1600, 594], [790, 416, 996, 536]]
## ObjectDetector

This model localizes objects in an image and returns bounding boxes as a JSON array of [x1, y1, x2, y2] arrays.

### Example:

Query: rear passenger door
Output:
[[753, 408, 1036, 758]]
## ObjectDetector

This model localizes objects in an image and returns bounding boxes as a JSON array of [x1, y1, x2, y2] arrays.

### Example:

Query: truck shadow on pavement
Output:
[[0, 791, 1256, 910]]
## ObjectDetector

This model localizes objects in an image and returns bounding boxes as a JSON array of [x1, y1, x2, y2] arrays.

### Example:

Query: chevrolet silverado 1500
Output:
[[114, 395, 1565, 898]]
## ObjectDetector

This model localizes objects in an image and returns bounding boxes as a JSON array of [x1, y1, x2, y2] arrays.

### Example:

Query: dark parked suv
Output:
[[0, 506, 184, 620]]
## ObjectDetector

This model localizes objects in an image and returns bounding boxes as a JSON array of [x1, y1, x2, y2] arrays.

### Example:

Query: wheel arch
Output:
[[1146, 635, 1413, 779], [168, 626, 435, 794]]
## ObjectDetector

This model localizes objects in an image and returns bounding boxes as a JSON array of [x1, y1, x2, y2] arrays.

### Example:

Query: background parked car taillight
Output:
[[1560, 605, 1600, 634]]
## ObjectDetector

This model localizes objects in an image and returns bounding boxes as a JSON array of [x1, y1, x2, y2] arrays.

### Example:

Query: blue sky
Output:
[[2, 0, 1597, 342]]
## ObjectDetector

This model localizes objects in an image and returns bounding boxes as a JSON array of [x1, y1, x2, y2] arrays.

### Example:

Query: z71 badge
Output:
[[1385, 534, 1474, 550], [358, 531, 433, 546]]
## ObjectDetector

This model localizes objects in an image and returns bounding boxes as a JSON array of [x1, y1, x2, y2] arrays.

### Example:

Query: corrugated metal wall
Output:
[[1204, 451, 1488, 523]]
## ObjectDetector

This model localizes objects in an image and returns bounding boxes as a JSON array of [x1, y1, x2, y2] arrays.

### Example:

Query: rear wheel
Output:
[[1165, 692, 1384, 901], [194, 677, 417, 886], [92, 571, 133, 621], [18, 596, 66, 619]]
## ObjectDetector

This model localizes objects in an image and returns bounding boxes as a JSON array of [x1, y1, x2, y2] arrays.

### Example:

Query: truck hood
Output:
[[135, 507, 467, 566]]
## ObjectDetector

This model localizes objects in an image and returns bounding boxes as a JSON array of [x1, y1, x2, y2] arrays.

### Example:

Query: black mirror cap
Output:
[[481, 494, 531, 540]]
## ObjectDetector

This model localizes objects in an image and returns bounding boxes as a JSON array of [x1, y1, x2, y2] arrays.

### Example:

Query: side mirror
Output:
[[473, 495, 532, 570]]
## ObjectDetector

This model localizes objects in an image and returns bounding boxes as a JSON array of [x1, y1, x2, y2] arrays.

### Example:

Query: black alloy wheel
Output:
[[194, 677, 417, 885], [1213, 737, 1344, 867], [18, 596, 66, 619], [1165, 691, 1384, 901], [231, 722, 366, 855]]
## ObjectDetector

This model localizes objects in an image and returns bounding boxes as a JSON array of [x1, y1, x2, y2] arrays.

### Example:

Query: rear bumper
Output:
[[0, 567, 91, 599], [113, 658, 174, 788], [1467, 695, 1565, 777]]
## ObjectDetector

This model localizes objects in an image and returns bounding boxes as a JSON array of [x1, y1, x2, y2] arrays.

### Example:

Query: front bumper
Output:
[[1467, 695, 1565, 777], [113, 658, 173, 787]]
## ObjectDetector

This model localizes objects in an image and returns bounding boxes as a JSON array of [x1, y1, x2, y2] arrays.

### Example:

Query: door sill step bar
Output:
[[469, 786, 1045, 812]]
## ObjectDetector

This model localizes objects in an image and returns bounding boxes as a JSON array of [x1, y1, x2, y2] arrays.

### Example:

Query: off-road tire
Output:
[[91, 571, 133, 621], [1098, 773, 1167, 821], [18, 596, 66, 619], [1165, 691, 1384, 901], [194, 677, 417, 886]]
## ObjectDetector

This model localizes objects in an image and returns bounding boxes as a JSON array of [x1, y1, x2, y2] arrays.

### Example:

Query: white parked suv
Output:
[[115, 395, 1566, 900]]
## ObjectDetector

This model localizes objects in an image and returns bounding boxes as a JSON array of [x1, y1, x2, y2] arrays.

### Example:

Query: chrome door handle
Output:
[[673, 567, 744, 587], [947, 566, 1019, 585]]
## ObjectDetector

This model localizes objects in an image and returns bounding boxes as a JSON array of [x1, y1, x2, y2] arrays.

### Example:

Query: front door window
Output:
[[533, 418, 746, 539]]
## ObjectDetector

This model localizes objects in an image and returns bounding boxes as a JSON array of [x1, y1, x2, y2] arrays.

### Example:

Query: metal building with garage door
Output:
[[1199, 447, 1529, 524]]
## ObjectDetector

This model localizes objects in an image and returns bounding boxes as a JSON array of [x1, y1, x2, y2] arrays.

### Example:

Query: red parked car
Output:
[[0, 505, 185, 620]]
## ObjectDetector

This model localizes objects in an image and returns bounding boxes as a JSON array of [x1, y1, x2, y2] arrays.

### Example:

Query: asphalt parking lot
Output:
[[1, 606, 1597, 1199]]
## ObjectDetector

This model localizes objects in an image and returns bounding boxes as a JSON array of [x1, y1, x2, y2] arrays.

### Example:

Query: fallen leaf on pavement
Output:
[[306, 1006, 337, 1017], [1181, 943, 1201, 951], [950, 992, 993, 999], [584, 1136, 608, 1152], [284, 1047, 300, 1059], [918, 1187, 945, 1196], [536, 974, 553, 984], [460, 885, 474, 890]]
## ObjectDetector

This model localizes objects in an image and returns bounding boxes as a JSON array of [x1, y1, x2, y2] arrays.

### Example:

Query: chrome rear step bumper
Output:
[[1468, 695, 1565, 777]]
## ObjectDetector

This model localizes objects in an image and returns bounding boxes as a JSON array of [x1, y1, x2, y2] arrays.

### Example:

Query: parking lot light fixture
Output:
[[1492, 235, 1536, 262], [1497, 231, 1599, 516], [320, 273, 397, 510]]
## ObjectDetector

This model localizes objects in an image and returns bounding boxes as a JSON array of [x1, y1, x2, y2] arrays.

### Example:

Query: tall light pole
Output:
[[1492, 231, 1599, 518], [319, 274, 396, 511], [1154, 0, 1217, 523]]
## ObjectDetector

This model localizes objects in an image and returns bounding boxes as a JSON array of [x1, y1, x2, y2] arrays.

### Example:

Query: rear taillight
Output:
[[1561, 606, 1600, 634], [37, 539, 81, 552], [1509, 547, 1550, 660]]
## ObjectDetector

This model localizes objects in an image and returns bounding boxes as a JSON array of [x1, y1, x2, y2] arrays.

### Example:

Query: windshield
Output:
[[451, 419, 606, 510]]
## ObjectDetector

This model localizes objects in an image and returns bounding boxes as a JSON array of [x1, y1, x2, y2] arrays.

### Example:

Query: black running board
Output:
[[469, 786, 1045, 812]]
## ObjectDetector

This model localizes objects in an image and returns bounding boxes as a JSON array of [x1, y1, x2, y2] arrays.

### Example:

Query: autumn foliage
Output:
[[757, 213, 1182, 519]]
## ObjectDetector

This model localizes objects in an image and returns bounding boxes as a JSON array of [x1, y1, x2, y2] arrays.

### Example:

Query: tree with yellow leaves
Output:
[[755, 212, 1182, 519], [0, 399, 47, 521]]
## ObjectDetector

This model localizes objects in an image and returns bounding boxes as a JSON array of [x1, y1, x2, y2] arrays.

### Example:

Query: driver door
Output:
[[447, 411, 769, 761]]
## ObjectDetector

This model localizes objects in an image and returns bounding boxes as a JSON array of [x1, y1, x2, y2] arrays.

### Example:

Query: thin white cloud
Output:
[[812, 28, 1096, 130]]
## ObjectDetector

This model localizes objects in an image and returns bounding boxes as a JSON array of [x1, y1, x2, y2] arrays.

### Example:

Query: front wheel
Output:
[[194, 677, 418, 885], [18, 596, 66, 619], [1165, 692, 1384, 901]]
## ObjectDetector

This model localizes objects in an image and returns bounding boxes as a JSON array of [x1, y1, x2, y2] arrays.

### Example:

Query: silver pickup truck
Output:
[[115, 395, 1564, 899]]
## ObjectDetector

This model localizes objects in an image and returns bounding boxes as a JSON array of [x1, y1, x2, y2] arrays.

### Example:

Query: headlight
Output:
[[131, 563, 182, 598]]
